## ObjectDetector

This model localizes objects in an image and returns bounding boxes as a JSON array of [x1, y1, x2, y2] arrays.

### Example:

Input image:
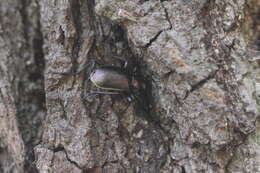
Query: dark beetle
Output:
[[88, 62, 164, 133], [53, 58, 153, 121], [89, 62, 157, 125], [89, 64, 152, 116], [90, 62, 164, 133]]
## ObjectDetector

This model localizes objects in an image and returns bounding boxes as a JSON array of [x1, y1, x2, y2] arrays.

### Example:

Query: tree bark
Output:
[[0, 0, 45, 172], [0, 0, 259, 173]]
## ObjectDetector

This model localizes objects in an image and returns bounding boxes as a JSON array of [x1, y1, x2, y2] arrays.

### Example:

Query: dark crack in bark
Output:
[[63, 149, 82, 170], [160, 0, 172, 30], [184, 70, 218, 99], [53, 146, 82, 170], [144, 30, 163, 48], [144, 1, 172, 48], [20, 0, 29, 45]]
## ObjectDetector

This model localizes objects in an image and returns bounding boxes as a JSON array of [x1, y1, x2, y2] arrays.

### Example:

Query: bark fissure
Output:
[[160, 0, 172, 30], [71, 0, 83, 57], [144, 30, 163, 48], [184, 70, 219, 99], [143, 1, 172, 48], [53, 146, 82, 170], [20, 0, 29, 45], [64, 149, 82, 170]]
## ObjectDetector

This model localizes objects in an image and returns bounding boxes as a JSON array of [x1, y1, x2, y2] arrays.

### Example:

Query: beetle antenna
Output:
[[51, 60, 95, 76]]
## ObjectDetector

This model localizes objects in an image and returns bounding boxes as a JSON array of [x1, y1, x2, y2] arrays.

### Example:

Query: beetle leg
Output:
[[84, 90, 121, 101], [85, 91, 120, 98], [89, 91, 121, 95], [51, 60, 95, 76]]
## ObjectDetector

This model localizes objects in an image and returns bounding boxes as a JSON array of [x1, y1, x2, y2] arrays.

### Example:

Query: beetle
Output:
[[52, 57, 159, 126], [87, 63, 153, 120], [89, 62, 166, 134], [52, 56, 150, 112], [85, 57, 152, 112], [88, 65, 141, 96]]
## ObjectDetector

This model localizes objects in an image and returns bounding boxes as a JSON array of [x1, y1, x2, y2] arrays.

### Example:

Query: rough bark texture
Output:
[[0, 0, 45, 172], [0, 0, 259, 173]]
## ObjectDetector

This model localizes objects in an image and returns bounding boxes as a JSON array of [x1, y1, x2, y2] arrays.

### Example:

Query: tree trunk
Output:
[[0, 0, 259, 173]]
